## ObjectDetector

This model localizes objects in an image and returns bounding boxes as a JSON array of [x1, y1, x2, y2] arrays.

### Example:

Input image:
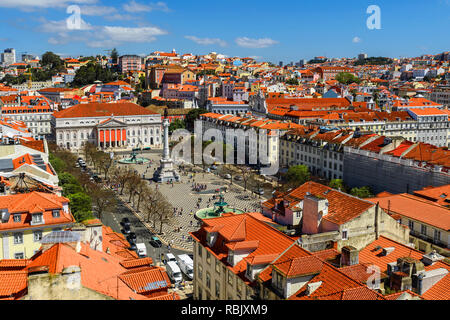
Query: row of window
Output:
[[13, 230, 42, 244], [408, 220, 441, 241]]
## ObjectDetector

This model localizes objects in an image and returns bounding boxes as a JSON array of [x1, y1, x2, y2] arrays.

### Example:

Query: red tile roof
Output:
[[0, 271, 28, 298], [53, 102, 159, 119], [366, 193, 450, 231]]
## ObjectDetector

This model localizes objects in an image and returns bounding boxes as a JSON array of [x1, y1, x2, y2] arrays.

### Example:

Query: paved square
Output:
[[115, 152, 265, 251]]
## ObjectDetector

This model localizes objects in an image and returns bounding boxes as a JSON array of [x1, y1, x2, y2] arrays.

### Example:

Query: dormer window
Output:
[[13, 214, 21, 222], [32, 213, 43, 225], [52, 210, 60, 218]]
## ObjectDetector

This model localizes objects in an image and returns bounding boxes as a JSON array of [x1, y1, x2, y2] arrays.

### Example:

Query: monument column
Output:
[[163, 119, 170, 160]]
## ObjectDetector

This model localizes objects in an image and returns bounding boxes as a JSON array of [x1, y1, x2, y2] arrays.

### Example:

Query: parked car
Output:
[[126, 232, 137, 244], [121, 217, 131, 228], [223, 174, 231, 179], [163, 252, 177, 264], [210, 165, 217, 170], [150, 236, 162, 248], [234, 175, 243, 181], [136, 243, 147, 258], [128, 243, 137, 251], [255, 188, 265, 195], [122, 224, 131, 235]]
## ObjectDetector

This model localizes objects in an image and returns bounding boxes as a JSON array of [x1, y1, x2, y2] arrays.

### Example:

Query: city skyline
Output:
[[0, 0, 449, 62]]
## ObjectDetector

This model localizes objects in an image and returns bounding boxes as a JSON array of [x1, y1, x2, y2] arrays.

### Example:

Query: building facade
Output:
[[53, 102, 162, 150]]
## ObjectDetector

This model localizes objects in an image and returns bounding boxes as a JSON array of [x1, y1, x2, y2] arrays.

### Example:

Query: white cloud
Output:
[[100, 26, 167, 43], [0, 0, 96, 8], [352, 36, 361, 43], [235, 37, 278, 48], [185, 36, 227, 47], [38, 18, 93, 33], [104, 14, 135, 21], [123, 1, 169, 13], [79, 5, 117, 16]]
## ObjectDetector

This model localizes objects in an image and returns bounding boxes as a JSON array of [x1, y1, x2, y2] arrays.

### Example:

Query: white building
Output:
[[53, 102, 162, 150]]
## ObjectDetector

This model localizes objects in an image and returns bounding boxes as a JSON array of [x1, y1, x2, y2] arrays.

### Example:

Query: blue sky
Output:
[[0, 0, 449, 62]]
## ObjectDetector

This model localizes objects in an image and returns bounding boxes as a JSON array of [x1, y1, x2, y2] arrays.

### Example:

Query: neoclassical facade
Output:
[[52, 102, 162, 150]]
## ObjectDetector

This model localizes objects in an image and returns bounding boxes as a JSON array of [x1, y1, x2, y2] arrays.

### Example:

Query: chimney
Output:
[[306, 281, 322, 296], [422, 250, 445, 266], [340, 246, 359, 267], [382, 247, 395, 256]]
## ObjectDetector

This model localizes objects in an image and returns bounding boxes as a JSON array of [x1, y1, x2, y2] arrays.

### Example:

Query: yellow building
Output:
[[0, 192, 75, 259]]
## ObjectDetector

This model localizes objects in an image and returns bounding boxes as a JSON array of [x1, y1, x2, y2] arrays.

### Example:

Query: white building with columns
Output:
[[52, 102, 162, 150]]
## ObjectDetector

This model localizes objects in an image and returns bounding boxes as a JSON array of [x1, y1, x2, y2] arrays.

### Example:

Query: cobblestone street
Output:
[[115, 152, 266, 251]]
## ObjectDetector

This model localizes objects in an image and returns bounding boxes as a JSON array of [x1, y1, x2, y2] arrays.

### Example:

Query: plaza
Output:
[[115, 151, 265, 251]]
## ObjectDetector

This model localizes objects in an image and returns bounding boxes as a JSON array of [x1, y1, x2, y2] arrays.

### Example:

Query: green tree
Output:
[[285, 78, 299, 85], [185, 108, 208, 131], [68, 192, 93, 222], [169, 119, 186, 133], [58, 172, 79, 186], [329, 179, 346, 192], [49, 154, 66, 174], [284, 165, 310, 188], [71, 62, 118, 87], [336, 72, 361, 85], [41, 51, 65, 73], [62, 183, 83, 197], [350, 186, 373, 199], [111, 48, 119, 64]]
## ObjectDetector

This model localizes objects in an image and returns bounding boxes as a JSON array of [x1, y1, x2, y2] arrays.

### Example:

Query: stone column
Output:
[[163, 119, 170, 159]]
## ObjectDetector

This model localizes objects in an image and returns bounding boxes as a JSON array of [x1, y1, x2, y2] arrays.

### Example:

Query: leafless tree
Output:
[[112, 168, 132, 195], [125, 172, 141, 203], [237, 165, 252, 191], [88, 184, 117, 221], [98, 152, 115, 180]]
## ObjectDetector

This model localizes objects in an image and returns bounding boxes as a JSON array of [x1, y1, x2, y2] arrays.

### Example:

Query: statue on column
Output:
[[152, 108, 181, 183]]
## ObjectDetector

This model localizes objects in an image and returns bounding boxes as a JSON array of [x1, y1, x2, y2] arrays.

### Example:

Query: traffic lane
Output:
[[113, 199, 191, 263]]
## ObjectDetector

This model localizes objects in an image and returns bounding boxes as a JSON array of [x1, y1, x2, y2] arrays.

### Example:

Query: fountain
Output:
[[195, 193, 244, 220], [118, 150, 150, 165]]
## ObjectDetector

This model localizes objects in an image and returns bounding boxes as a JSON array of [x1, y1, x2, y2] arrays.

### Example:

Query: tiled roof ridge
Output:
[[398, 193, 450, 209]]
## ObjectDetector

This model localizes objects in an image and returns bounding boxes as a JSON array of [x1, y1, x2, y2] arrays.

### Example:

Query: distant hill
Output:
[[354, 57, 393, 66]]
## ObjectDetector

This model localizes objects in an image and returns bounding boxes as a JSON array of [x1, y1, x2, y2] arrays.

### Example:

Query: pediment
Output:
[[97, 118, 127, 128]]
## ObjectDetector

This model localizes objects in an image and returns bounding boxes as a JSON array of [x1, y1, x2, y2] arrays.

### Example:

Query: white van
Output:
[[136, 243, 147, 258], [166, 261, 183, 283], [176, 254, 194, 280], [163, 252, 177, 264]]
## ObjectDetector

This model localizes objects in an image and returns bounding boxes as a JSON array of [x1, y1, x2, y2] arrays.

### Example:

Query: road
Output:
[[102, 197, 191, 265]]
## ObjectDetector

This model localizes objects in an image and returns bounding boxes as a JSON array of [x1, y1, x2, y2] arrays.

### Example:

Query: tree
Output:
[[112, 168, 133, 195], [58, 172, 78, 186], [350, 186, 373, 199], [71, 62, 118, 87], [98, 152, 115, 180], [89, 186, 117, 220], [169, 119, 186, 133], [284, 165, 310, 189], [285, 78, 299, 85], [68, 192, 93, 222], [185, 108, 208, 131], [237, 166, 252, 191], [329, 179, 346, 192], [222, 164, 236, 184], [336, 72, 361, 85], [49, 153, 66, 174], [41, 51, 64, 73], [62, 183, 83, 197], [124, 172, 141, 203], [133, 180, 150, 211], [111, 48, 119, 64]]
